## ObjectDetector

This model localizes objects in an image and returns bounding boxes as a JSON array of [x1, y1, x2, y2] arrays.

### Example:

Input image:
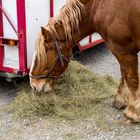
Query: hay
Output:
[[5, 61, 117, 122]]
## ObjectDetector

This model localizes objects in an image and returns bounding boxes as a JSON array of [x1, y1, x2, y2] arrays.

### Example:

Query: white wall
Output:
[[54, 0, 67, 16], [25, 0, 50, 68]]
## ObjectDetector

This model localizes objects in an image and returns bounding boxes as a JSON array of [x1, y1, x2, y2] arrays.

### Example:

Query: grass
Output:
[[4, 61, 118, 123]]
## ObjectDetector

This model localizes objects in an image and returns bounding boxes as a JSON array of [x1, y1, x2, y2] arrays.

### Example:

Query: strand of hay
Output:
[[5, 61, 117, 122]]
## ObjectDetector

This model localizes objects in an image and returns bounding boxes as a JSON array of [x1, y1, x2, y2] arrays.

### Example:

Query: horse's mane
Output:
[[53, 0, 85, 42], [35, 33, 48, 69]]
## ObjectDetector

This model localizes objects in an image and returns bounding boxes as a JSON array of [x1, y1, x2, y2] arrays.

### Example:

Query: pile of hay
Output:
[[6, 61, 117, 121]]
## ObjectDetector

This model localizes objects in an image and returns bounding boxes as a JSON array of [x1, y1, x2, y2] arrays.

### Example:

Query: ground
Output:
[[0, 44, 140, 140]]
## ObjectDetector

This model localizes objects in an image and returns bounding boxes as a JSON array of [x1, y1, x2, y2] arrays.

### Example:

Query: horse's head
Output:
[[29, 24, 71, 93], [29, 0, 85, 93]]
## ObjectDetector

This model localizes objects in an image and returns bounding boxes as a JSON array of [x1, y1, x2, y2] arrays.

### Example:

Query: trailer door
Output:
[[0, 0, 27, 76]]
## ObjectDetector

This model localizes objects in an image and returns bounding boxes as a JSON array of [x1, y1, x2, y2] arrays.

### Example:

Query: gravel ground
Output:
[[0, 44, 140, 140]]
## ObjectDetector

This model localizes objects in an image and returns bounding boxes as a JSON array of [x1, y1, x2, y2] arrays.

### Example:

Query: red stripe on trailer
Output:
[[78, 39, 104, 52], [0, 67, 18, 74], [0, 66, 29, 74], [0, 0, 4, 70], [50, 0, 54, 17], [17, 0, 27, 72]]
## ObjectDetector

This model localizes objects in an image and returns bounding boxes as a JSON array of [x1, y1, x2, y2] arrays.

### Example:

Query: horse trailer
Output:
[[0, 0, 103, 79]]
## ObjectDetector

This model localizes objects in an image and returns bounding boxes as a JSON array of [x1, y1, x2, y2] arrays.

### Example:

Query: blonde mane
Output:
[[35, 33, 48, 70], [54, 0, 85, 42]]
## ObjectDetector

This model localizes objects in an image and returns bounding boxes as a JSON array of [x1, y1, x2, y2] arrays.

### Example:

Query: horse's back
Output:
[[93, 0, 140, 50]]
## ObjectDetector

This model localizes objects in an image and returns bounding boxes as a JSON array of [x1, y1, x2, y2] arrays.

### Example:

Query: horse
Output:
[[29, 0, 140, 123]]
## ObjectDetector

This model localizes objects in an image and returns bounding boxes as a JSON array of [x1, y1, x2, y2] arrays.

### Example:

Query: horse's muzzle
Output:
[[30, 79, 53, 93]]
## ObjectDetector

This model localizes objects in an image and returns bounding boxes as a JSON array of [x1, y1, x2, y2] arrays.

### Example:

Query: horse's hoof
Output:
[[113, 100, 126, 110]]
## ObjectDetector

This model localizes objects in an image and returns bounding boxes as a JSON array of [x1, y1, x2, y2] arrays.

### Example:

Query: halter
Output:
[[30, 27, 71, 80]]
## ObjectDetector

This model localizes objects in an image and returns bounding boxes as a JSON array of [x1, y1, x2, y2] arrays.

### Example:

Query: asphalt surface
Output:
[[0, 78, 16, 106]]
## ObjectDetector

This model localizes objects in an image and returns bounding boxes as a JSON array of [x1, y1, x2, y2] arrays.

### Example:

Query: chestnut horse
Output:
[[30, 0, 140, 123]]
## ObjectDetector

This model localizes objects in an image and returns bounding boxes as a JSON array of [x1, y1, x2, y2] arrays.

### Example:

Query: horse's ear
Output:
[[41, 26, 49, 40]]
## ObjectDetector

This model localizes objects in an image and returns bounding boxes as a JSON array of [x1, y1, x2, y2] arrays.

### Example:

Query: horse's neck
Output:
[[75, 0, 104, 41], [70, 0, 94, 45]]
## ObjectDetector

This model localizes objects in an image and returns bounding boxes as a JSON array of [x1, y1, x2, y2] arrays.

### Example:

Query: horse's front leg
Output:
[[109, 43, 140, 123], [111, 47, 129, 109]]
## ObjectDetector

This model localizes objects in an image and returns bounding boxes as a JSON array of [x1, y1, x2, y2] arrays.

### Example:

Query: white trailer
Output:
[[0, 0, 103, 79]]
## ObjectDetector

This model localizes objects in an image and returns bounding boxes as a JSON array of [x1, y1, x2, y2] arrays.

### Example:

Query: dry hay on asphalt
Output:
[[5, 61, 117, 122]]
